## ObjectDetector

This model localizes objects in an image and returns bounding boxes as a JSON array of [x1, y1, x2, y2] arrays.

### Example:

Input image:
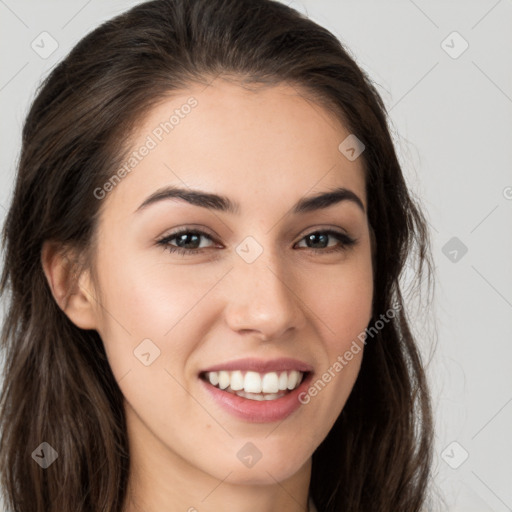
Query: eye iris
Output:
[[176, 233, 201, 249], [306, 233, 328, 248]]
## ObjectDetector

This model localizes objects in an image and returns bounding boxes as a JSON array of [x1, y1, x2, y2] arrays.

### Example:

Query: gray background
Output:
[[1, 1, 511, 511]]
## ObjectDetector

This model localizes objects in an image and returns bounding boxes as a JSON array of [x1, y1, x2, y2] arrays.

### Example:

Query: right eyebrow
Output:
[[134, 186, 239, 215]]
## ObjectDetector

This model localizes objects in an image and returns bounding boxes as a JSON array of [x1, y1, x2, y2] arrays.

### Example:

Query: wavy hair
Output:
[[0, 0, 435, 510]]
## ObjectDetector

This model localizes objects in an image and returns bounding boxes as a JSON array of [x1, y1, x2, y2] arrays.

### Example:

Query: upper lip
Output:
[[200, 357, 313, 374]]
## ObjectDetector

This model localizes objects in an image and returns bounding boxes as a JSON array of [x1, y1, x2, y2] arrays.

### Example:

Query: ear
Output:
[[41, 241, 99, 330]]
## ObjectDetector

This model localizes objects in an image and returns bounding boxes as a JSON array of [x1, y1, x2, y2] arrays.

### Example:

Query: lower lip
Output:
[[199, 373, 313, 423]]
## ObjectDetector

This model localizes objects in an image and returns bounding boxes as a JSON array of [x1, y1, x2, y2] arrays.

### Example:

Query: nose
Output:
[[223, 249, 306, 341]]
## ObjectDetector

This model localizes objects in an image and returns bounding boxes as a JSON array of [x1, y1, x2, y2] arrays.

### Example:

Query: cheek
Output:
[[93, 253, 226, 378], [295, 253, 372, 420], [300, 253, 373, 349]]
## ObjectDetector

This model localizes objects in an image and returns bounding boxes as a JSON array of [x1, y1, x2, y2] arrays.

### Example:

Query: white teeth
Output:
[[287, 370, 300, 390], [230, 370, 244, 391], [244, 371, 262, 393], [261, 372, 279, 393], [278, 371, 288, 391], [234, 390, 286, 401], [236, 390, 266, 401], [208, 371, 219, 386], [204, 369, 305, 396], [218, 371, 230, 390]]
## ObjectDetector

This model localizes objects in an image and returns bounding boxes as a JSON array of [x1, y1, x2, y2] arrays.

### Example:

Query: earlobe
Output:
[[40, 241, 99, 330]]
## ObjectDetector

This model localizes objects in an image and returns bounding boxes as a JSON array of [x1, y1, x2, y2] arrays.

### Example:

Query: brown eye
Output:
[[295, 230, 356, 252], [157, 229, 217, 255]]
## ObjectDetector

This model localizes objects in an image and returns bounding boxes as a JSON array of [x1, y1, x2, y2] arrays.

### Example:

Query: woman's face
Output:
[[83, 79, 373, 487]]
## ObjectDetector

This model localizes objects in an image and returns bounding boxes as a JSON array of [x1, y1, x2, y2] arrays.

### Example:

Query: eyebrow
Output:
[[134, 185, 365, 215]]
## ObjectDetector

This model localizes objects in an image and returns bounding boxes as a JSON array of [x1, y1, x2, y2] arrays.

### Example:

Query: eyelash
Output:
[[156, 228, 357, 256]]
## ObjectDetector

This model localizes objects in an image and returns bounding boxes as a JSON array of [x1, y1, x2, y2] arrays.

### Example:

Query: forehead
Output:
[[102, 78, 366, 218]]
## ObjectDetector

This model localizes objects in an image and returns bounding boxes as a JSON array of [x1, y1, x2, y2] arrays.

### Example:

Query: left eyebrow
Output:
[[292, 187, 365, 214], [134, 185, 365, 215]]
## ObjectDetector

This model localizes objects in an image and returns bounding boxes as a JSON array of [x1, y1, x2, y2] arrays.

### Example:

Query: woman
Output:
[[0, 0, 435, 510]]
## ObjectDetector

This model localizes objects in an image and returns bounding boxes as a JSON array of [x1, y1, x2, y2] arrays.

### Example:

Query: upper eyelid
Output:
[[157, 226, 218, 241]]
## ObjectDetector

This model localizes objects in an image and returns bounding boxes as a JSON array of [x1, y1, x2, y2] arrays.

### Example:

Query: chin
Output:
[[211, 452, 310, 486]]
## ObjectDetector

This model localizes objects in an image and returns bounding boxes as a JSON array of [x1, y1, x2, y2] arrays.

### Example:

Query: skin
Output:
[[42, 78, 374, 512]]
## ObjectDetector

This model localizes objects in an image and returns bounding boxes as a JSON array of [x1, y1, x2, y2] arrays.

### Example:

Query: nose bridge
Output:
[[224, 238, 304, 338]]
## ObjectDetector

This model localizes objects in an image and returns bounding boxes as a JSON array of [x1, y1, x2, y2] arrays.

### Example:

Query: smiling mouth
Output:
[[200, 370, 307, 401]]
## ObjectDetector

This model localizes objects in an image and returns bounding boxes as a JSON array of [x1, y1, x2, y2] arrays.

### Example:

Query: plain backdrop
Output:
[[1, 1, 511, 511]]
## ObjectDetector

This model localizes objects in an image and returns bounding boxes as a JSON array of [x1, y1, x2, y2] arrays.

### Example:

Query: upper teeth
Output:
[[205, 370, 304, 394]]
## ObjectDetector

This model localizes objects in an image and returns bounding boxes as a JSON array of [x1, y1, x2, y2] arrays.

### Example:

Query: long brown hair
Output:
[[0, 0, 435, 510]]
